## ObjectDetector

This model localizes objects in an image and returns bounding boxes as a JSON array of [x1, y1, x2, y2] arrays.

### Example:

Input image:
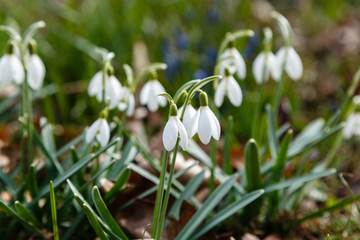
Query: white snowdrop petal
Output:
[[163, 117, 178, 151], [188, 108, 200, 138], [106, 76, 121, 109], [176, 118, 188, 151], [182, 105, 197, 137], [198, 107, 213, 144], [273, 47, 286, 81], [147, 89, 159, 112], [140, 81, 151, 105], [226, 75, 242, 107], [0, 55, 13, 85], [27, 55, 45, 90], [343, 115, 355, 139], [88, 71, 103, 96], [285, 47, 303, 81], [96, 119, 110, 147], [268, 52, 278, 81], [214, 78, 226, 107], [86, 119, 101, 143], [252, 52, 266, 84], [231, 48, 246, 79], [118, 102, 127, 111], [207, 107, 221, 140], [11, 55, 25, 85], [153, 80, 167, 106], [127, 94, 135, 116]]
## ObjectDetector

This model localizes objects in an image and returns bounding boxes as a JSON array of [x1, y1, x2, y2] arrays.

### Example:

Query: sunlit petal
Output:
[[85, 119, 101, 144], [252, 52, 266, 84], [285, 47, 303, 81], [226, 75, 242, 107], [177, 118, 188, 150], [27, 54, 45, 90], [214, 78, 226, 107], [198, 107, 213, 144], [96, 119, 110, 147], [163, 117, 178, 151]]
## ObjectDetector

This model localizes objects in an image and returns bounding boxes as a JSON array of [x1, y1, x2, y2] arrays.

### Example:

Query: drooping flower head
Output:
[[215, 67, 243, 107], [85, 107, 110, 147], [162, 102, 188, 151], [191, 91, 220, 144], [218, 46, 246, 80], [118, 86, 135, 116], [178, 103, 197, 138], [140, 73, 167, 112], [25, 39, 46, 90], [87, 64, 122, 109], [0, 40, 24, 86], [252, 51, 277, 84]]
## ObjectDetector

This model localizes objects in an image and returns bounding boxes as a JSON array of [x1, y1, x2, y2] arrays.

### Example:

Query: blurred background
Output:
[[0, 0, 360, 138]]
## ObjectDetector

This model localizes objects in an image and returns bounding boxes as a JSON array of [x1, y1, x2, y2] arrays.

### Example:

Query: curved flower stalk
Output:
[[118, 86, 135, 116], [140, 78, 167, 112], [178, 103, 197, 137], [162, 103, 188, 151], [252, 51, 277, 84], [25, 39, 45, 90], [192, 91, 221, 144], [0, 41, 24, 86], [214, 68, 243, 107], [218, 47, 246, 80], [87, 66, 122, 109]]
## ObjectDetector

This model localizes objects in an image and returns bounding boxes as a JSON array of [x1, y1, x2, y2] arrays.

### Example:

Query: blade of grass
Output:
[[14, 201, 42, 228], [104, 168, 131, 201], [81, 203, 109, 240], [92, 186, 128, 240], [266, 104, 278, 160], [49, 181, 59, 240]]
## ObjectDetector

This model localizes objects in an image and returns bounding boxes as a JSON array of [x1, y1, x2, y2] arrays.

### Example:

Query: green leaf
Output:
[[264, 169, 337, 193], [81, 203, 109, 240], [0, 167, 17, 197], [27, 164, 39, 199], [175, 175, 237, 240], [14, 201, 42, 228], [168, 170, 205, 220], [245, 139, 262, 191], [105, 168, 131, 201], [0, 200, 43, 236], [92, 186, 128, 240], [191, 189, 264, 239], [49, 181, 59, 240], [28, 138, 119, 207]]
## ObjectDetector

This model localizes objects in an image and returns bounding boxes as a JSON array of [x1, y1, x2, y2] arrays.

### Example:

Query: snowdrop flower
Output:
[[252, 51, 277, 84], [191, 91, 220, 144], [162, 103, 188, 151], [0, 41, 24, 86], [140, 79, 167, 112], [118, 86, 135, 116], [178, 103, 197, 137], [25, 39, 45, 90], [273, 46, 303, 81], [218, 47, 246, 80], [85, 118, 110, 147], [87, 67, 122, 109], [343, 96, 360, 139], [215, 68, 242, 107]]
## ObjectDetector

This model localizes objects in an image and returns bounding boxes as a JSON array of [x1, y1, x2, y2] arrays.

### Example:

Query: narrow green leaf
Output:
[[105, 168, 131, 201], [192, 189, 264, 239], [82, 203, 109, 240], [245, 139, 262, 191], [0, 167, 17, 197], [0, 200, 43, 236], [28, 164, 39, 198], [14, 201, 42, 228], [71, 147, 85, 185], [92, 186, 128, 240], [264, 169, 337, 193], [223, 116, 233, 175], [168, 171, 205, 220], [175, 176, 237, 240], [49, 181, 59, 240]]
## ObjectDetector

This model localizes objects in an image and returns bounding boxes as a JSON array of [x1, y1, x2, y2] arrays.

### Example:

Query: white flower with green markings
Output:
[[162, 103, 188, 151], [0, 41, 24, 86], [273, 46, 303, 81], [218, 47, 246, 80], [178, 103, 197, 137], [252, 51, 277, 84], [215, 68, 242, 107], [118, 86, 135, 117], [25, 39, 45, 90]]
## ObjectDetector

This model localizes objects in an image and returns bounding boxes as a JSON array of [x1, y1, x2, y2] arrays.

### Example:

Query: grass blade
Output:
[[266, 104, 278, 160], [49, 181, 59, 240], [92, 186, 128, 240], [104, 168, 131, 201], [82, 203, 109, 240], [14, 201, 42, 228]]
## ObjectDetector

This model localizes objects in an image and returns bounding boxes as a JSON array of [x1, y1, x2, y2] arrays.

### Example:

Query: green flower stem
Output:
[[156, 139, 180, 240], [151, 150, 169, 238]]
